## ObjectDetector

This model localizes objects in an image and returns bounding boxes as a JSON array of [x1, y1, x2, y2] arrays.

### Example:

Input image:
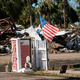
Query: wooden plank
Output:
[[0, 25, 11, 35]]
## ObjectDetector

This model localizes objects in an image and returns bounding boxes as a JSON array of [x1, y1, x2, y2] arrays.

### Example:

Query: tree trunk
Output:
[[27, 0, 32, 26], [63, 0, 66, 28], [60, 23, 62, 28], [48, 13, 50, 23], [66, 21, 68, 28]]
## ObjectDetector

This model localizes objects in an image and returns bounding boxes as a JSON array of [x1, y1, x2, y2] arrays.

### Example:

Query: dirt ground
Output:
[[0, 72, 78, 80], [0, 54, 11, 64], [0, 53, 80, 80], [49, 53, 80, 60], [49, 53, 80, 68], [0, 53, 80, 68]]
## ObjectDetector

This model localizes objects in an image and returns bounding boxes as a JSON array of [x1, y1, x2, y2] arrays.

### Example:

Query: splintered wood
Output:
[[0, 17, 17, 45]]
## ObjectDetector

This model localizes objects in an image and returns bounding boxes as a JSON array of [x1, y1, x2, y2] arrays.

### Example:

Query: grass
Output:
[[25, 71, 80, 79], [25, 67, 80, 79], [34, 68, 45, 72]]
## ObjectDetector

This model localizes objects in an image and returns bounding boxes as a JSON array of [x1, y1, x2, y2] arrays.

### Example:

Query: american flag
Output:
[[39, 15, 59, 42]]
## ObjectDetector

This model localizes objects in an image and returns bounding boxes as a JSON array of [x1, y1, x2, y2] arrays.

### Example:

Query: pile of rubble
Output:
[[0, 17, 17, 45], [0, 17, 17, 53], [49, 26, 80, 54], [0, 17, 80, 54]]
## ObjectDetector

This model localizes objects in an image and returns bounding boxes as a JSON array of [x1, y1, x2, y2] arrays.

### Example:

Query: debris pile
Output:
[[0, 17, 80, 54], [0, 17, 17, 45], [49, 26, 80, 54], [0, 17, 17, 53]]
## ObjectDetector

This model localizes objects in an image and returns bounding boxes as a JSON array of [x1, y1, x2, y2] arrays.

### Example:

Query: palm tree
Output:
[[76, 0, 80, 5], [0, 0, 26, 21], [17, 6, 35, 28], [76, 0, 80, 24], [38, 0, 58, 23], [54, 0, 66, 28], [27, 0, 37, 26], [54, 0, 79, 28]]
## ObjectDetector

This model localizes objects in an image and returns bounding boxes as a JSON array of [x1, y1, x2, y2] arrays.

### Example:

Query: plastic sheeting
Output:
[[35, 25, 44, 36], [16, 26, 41, 40], [26, 26, 41, 40], [56, 30, 71, 36], [15, 24, 23, 29], [16, 25, 71, 41]]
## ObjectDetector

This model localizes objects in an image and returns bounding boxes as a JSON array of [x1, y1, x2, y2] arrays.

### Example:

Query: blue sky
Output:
[[33, 0, 79, 10], [68, 0, 79, 10]]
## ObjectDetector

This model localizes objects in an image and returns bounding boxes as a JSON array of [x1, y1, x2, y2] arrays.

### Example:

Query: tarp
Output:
[[16, 26, 41, 40], [35, 25, 44, 36], [15, 24, 23, 29], [16, 25, 71, 41], [55, 30, 71, 36], [26, 26, 41, 40]]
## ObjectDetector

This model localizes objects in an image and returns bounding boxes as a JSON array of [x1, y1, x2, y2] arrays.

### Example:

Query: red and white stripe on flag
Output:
[[42, 23, 59, 42]]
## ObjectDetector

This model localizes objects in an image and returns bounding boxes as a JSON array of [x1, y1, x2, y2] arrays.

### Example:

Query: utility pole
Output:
[[63, 0, 66, 28], [27, 0, 32, 26]]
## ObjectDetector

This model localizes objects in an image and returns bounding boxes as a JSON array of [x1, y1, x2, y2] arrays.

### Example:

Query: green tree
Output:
[[38, 0, 58, 24], [76, 0, 80, 5], [17, 6, 35, 28], [0, 0, 38, 27], [0, 0, 27, 21], [0, 8, 8, 19], [76, 0, 80, 24], [27, 0, 37, 26], [54, 0, 64, 27], [65, 0, 79, 27], [53, 0, 79, 28]]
